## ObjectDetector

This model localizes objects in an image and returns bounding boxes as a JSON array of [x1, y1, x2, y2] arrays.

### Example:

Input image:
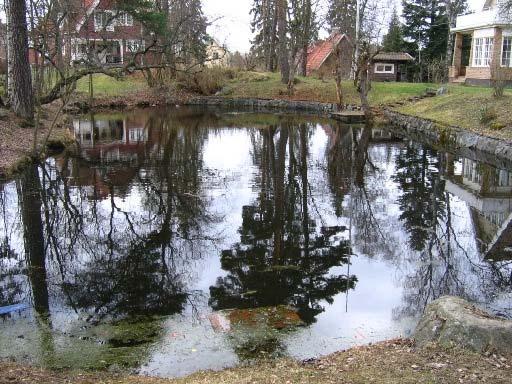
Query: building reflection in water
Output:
[[443, 155, 512, 261], [0, 108, 511, 376]]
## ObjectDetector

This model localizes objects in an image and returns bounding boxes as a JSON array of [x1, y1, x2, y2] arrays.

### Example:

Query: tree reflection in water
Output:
[[210, 122, 357, 326], [0, 108, 511, 374]]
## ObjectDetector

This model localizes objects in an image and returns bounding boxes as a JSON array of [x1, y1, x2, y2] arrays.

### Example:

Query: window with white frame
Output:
[[126, 39, 145, 53], [473, 37, 494, 67], [502, 36, 512, 67], [94, 11, 115, 32], [116, 12, 134, 27], [374, 63, 394, 74]]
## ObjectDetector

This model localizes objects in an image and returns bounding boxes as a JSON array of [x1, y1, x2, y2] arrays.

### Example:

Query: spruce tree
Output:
[[382, 8, 405, 52], [326, 0, 357, 40], [402, 0, 466, 62], [250, 0, 278, 71]]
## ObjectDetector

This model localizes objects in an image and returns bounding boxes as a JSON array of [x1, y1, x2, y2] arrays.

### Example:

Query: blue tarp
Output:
[[0, 303, 29, 315]]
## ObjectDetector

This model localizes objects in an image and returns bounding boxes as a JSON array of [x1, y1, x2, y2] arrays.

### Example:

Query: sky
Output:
[[203, 0, 484, 54]]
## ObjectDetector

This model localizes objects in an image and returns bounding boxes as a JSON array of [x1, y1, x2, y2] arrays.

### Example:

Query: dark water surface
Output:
[[0, 107, 511, 377]]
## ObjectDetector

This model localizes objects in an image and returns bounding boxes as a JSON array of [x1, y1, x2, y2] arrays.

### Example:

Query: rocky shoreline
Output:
[[384, 108, 512, 169]]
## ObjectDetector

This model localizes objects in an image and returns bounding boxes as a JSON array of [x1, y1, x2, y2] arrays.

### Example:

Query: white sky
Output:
[[203, 0, 484, 54]]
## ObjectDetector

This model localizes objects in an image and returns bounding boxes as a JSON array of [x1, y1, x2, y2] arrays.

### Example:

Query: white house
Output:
[[449, 0, 512, 85]]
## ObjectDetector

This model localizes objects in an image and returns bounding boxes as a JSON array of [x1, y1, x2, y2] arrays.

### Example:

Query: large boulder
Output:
[[414, 296, 512, 355]]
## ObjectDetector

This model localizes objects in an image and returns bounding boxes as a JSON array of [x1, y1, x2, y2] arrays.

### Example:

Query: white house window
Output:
[[126, 39, 145, 53], [374, 63, 394, 74], [116, 12, 134, 27], [502, 36, 512, 67], [94, 11, 115, 32], [473, 37, 494, 67], [129, 128, 147, 142]]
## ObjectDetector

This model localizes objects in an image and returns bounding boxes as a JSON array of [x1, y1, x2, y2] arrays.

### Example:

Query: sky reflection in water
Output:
[[0, 107, 511, 378]]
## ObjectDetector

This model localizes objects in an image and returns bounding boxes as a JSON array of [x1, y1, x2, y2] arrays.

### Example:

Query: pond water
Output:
[[0, 107, 512, 378]]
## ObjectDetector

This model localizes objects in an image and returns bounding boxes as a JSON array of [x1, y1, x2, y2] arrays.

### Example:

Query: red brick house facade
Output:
[[31, 0, 155, 67]]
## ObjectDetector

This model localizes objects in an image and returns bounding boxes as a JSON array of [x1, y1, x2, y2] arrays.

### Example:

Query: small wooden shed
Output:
[[306, 33, 353, 79], [371, 52, 414, 82]]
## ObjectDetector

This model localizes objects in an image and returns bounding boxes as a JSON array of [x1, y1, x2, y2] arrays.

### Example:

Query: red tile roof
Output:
[[306, 33, 346, 76]]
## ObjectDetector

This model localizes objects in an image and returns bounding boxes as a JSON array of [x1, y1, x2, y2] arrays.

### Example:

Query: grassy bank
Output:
[[396, 85, 512, 139], [1, 340, 510, 384], [223, 71, 432, 105], [74, 71, 432, 106]]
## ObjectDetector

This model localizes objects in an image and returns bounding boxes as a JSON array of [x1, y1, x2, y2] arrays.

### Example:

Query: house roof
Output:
[[306, 33, 349, 75], [373, 52, 414, 62]]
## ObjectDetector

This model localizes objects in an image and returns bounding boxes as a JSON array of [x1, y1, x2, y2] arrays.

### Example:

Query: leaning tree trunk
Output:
[[6, 0, 34, 120], [277, 0, 290, 84]]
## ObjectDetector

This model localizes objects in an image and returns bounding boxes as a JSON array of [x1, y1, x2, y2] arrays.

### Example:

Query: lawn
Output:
[[73, 70, 433, 106], [396, 84, 512, 134], [75, 73, 149, 97], [225, 71, 432, 105]]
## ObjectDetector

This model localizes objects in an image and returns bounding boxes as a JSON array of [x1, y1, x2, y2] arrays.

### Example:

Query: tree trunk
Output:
[[445, 0, 456, 83], [277, 0, 290, 84], [334, 46, 344, 109], [300, 0, 312, 77], [269, 4, 279, 71], [6, 0, 34, 120]]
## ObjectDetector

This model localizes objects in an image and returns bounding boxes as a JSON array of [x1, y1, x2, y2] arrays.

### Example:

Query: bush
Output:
[[176, 67, 235, 95], [479, 104, 498, 125]]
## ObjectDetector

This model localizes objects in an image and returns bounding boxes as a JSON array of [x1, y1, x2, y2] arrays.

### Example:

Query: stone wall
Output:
[[384, 108, 512, 169], [184, 97, 357, 114]]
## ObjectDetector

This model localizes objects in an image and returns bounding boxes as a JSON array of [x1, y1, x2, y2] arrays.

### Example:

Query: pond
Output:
[[0, 107, 511, 378]]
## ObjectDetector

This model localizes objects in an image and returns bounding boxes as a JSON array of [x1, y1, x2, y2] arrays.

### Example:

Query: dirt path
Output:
[[1, 340, 511, 384]]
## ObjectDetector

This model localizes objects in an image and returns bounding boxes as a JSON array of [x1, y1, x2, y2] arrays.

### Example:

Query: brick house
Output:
[[31, 0, 154, 67], [449, 0, 512, 86]]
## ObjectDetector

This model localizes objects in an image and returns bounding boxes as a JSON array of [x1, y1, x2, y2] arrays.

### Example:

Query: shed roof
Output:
[[373, 52, 414, 62]]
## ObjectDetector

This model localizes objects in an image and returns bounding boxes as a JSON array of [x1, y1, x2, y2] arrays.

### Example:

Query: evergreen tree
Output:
[[402, 0, 465, 62], [326, 0, 357, 40], [382, 8, 405, 52], [250, 0, 279, 71], [168, 0, 208, 64], [402, 0, 431, 59]]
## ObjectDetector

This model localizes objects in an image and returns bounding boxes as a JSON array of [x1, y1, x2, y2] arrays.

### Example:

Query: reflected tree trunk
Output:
[[19, 165, 50, 316], [353, 126, 372, 188], [273, 125, 289, 262]]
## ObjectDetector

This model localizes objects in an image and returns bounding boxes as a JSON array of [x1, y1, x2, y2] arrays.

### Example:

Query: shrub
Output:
[[479, 104, 498, 125], [176, 67, 235, 95]]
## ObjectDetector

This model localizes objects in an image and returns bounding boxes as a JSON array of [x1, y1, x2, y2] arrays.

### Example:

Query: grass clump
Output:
[[479, 104, 498, 125], [177, 67, 236, 95]]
